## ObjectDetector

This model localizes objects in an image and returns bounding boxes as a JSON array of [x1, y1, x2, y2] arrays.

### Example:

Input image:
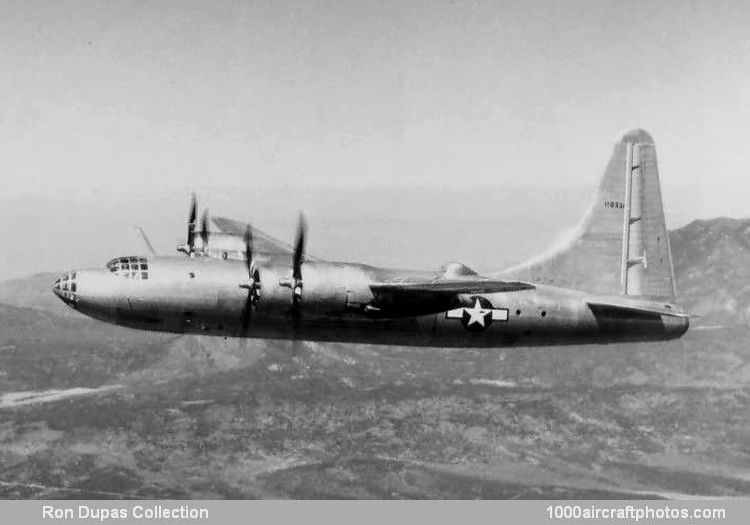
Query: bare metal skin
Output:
[[54, 256, 687, 347], [52, 130, 690, 348]]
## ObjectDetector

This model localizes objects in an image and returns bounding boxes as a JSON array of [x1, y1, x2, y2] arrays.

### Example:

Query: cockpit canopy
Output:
[[106, 256, 149, 279]]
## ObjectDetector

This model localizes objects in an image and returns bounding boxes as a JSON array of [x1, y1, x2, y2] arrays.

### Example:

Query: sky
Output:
[[1, 0, 750, 280]]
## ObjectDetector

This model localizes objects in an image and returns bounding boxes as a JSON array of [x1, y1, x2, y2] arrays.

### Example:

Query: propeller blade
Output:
[[241, 222, 255, 333], [292, 212, 306, 281], [200, 208, 210, 251], [187, 193, 197, 250], [241, 294, 252, 333], [244, 224, 253, 275]]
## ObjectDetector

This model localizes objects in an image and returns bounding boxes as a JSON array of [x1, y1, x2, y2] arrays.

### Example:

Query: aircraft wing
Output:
[[369, 279, 534, 317], [371, 280, 535, 295], [586, 298, 691, 318], [212, 217, 318, 260]]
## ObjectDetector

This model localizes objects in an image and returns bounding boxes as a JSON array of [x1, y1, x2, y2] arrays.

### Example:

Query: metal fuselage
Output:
[[54, 256, 689, 348]]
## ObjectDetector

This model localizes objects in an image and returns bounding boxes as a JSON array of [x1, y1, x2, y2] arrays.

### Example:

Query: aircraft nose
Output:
[[52, 270, 80, 307]]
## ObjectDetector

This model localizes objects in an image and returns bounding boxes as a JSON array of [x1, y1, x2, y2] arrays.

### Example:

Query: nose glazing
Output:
[[52, 271, 78, 306]]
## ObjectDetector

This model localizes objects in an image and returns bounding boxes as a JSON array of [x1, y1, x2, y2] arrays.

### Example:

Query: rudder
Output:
[[499, 129, 676, 301]]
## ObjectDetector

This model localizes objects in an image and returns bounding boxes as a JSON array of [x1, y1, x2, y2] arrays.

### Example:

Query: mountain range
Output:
[[0, 216, 749, 499], [670, 217, 750, 322]]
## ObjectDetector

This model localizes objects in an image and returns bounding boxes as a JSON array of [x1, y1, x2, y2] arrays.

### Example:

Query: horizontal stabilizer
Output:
[[586, 298, 691, 318]]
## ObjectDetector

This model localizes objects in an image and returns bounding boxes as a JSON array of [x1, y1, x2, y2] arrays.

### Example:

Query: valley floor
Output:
[[1, 310, 749, 499]]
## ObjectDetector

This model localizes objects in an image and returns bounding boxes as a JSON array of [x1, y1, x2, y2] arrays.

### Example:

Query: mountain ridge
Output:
[[2, 215, 749, 323], [1, 216, 749, 499]]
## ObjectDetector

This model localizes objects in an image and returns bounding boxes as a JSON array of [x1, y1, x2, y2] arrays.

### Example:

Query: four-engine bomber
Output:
[[53, 130, 690, 348]]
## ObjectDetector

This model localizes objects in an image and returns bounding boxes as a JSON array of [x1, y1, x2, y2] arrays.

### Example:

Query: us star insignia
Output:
[[446, 296, 509, 332]]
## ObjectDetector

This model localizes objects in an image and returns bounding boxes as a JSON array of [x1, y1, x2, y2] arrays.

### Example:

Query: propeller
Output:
[[275, 212, 307, 355], [178, 193, 199, 255], [277, 213, 307, 310], [289, 213, 306, 355], [239, 223, 260, 333], [200, 208, 210, 254], [187, 193, 198, 253], [291, 213, 306, 309]]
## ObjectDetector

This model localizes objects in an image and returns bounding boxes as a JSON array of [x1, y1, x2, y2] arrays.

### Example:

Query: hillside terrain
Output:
[[0, 217, 749, 499], [670, 217, 750, 323]]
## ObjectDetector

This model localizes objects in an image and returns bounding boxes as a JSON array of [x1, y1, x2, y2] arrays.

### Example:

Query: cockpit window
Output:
[[106, 256, 149, 279]]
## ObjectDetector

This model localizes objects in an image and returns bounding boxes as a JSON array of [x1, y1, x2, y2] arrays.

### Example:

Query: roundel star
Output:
[[462, 297, 493, 331]]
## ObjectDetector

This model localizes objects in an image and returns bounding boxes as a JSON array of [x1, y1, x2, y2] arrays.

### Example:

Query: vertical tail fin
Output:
[[499, 129, 676, 301]]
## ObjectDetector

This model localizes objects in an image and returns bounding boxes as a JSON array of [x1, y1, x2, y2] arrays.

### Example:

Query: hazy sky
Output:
[[1, 0, 750, 279]]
